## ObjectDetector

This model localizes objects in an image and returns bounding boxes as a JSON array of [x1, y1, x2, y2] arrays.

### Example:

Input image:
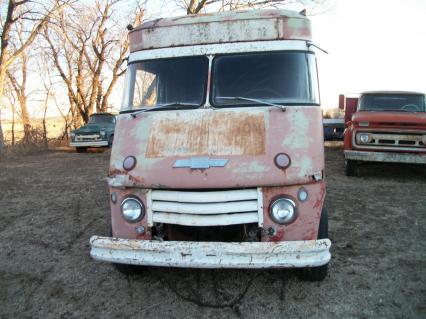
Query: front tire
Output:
[[298, 208, 329, 282], [108, 135, 114, 147], [76, 147, 87, 153], [345, 159, 359, 176], [110, 228, 143, 275]]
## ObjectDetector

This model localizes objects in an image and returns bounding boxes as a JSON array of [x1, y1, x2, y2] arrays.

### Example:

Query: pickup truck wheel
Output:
[[345, 159, 359, 176], [76, 147, 87, 153], [298, 207, 329, 282]]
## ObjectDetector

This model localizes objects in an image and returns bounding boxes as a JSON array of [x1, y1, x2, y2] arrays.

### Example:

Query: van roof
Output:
[[129, 9, 311, 52]]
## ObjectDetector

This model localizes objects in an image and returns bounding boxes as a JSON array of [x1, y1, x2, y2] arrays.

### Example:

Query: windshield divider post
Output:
[[203, 55, 214, 109]]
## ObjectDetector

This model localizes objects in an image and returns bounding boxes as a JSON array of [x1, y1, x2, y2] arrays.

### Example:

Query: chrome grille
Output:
[[354, 131, 426, 152], [147, 189, 264, 227]]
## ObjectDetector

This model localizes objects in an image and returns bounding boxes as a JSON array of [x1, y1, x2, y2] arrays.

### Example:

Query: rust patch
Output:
[[146, 112, 265, 158]]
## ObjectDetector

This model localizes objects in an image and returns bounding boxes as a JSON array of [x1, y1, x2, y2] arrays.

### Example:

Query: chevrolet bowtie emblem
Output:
[[173, 157, 229, 169]]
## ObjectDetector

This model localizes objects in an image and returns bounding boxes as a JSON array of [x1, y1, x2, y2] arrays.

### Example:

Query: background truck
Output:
[[90, 9, 331, 281], [70, 113, 116, 153], [342, 91, 426, 176]]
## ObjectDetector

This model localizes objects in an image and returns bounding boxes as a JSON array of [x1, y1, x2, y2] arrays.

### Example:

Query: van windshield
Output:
[[122, 56, 209, 110], [212, 51, 319, 107], [359, 94, 426, 112]]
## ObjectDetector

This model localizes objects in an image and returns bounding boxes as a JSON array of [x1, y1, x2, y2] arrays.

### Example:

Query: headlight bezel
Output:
[[356, 132, 372, 144], [100, 129, 107, 138], [269, 197, 298, 225], [121, 196, 145, 223]]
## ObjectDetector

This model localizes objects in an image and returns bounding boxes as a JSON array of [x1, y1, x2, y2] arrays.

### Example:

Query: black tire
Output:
[[345, 159, 359, 177], [76, 147, 87, 153], [113, 262, 143, 275], [298, 208, 329, 282], [108, 135, 114, 147], [110, 228, 143, 275]]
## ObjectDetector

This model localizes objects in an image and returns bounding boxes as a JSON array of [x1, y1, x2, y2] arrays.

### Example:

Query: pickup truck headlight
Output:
[[270, 198, 297, 224], [121, 197, 144, 222], [100, 129, 107, 138], [70, 132, 76, 139], [356, 133, 372, 144]]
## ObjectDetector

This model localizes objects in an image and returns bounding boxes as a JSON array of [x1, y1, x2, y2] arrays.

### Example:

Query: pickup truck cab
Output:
[[343, 91, 426, 176], [89, 9, 331, 281], [70, 113, 116, 153]]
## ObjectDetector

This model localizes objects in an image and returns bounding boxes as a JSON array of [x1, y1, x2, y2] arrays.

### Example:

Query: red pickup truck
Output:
[[342, 91, 426, 176]]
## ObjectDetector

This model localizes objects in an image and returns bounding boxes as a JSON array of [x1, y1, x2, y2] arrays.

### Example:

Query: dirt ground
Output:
[[0, 143, 425, 319]]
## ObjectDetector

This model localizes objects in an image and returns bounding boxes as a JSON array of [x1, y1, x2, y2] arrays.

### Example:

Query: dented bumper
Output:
[[345, 150, 426, 164], [90, 236, 331, 269]]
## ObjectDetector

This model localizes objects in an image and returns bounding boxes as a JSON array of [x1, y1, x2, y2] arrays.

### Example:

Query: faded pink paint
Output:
[[129, 10, 311, 52], [109, 107, 323, 190]]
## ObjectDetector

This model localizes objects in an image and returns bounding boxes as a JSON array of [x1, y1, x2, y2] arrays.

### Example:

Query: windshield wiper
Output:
[[130, 102, 199, 118], [216, 96, 286, 111]]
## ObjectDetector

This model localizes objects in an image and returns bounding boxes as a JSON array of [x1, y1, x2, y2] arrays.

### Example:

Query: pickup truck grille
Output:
[[147, 189, 264, 227], [75, 134, 102, 142], [354, 131, 426, 152]]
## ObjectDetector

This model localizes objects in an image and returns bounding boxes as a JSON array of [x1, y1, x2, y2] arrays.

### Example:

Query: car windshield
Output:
[[121, 56, 209, 110], [212, 51, 319, 107], [359, 94, 426, 112], [88, 114, 114, 124]]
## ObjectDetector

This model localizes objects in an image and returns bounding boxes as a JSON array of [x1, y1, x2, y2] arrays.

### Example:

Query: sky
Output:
[[143, 0, 426, 108]]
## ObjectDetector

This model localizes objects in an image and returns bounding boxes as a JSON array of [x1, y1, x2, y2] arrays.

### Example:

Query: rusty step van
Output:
[[90, 9, 331, 281]]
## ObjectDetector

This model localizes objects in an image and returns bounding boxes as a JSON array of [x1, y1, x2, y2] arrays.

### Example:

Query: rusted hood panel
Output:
[[353, 111, 426, 129], [110, 107, 324, 189]]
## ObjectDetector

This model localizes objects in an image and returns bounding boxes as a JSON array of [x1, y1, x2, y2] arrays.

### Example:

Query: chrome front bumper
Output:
[[70, 140, 109, 147], [345, 150, 426, 164], [90, 236, 331, 269]]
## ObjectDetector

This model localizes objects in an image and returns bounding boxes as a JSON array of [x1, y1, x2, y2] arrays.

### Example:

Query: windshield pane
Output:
[[89, 114, 114, 124], [359, 94, 426, 112], [122, 57, 209, 110], [212, 52, 319, 107]]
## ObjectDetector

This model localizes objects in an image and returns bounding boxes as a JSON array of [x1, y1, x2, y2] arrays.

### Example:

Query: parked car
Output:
[[342, 91, 426, 176], [70, 113, 116, 153]]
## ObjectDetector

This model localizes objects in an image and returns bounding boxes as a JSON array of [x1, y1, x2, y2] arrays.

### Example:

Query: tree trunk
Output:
[[0, 110, 4, 153], [0, 69, 6, 153], [19, 97, 31, 144]]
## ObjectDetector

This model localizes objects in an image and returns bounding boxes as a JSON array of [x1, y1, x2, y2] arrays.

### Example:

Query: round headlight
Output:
[[100, 130, 106, 138], [121, 197, 144, 222], [70, 132, 76, 139], [357, 133, 371, 144], [270, 198, 297, 224]]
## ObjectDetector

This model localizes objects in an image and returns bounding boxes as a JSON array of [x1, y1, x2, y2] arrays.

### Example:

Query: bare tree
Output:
[[44, 0, 144, 126], [178, 0, 327, 14], [0, 0, 66, 152]]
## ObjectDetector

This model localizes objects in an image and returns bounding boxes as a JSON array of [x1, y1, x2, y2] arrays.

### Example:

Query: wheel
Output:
[[110, 228, 143, 275], [113, 262, 143, 275], [298, 208, 329, 281], [76, 147, 87, 153], [108, 135, 114, 147], [345, 159, 359, 176]]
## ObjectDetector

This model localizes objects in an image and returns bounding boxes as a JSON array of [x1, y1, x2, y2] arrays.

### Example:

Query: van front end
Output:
[[90, 9, 331, 281], [90, 106, 330, 279]]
